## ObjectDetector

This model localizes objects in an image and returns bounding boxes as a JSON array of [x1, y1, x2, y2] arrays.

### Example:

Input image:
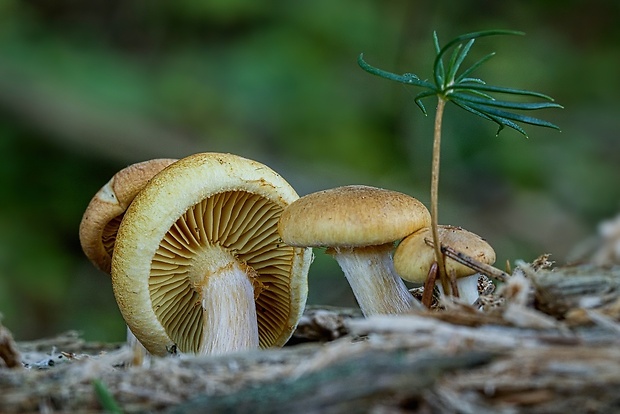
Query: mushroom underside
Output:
[[148, 190, 298, 354]]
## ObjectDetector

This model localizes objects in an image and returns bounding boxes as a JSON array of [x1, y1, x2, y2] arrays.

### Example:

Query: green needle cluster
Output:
[[358, 30, 562, 137]]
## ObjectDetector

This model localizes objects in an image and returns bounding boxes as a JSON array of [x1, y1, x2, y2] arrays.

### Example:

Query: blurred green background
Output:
[[1, 0, 619, 342]]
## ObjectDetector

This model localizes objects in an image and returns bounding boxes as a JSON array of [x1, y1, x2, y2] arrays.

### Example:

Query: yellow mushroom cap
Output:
[[111, 152, 312, 356], [278, 185, 431, 248], [79, 158, 177, 274], [393, 225, 496, 284]]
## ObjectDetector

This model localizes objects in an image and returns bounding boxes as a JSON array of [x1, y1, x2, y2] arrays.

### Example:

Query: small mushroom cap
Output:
[[111, 152, 312, 356], [278, 185, 431, 248], [393, 225, 496, 284], [79, 158, 177, 274]]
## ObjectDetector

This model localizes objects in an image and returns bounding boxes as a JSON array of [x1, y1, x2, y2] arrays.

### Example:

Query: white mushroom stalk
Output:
[[436, 274, 480, 305], [198, 261, 259, 354], [187, 245, 260, 354], [329, 244, 418, 316]]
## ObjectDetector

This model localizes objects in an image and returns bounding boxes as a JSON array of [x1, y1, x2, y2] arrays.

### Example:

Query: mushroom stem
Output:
[[328, 244, 422, 316], [127, 327, 150, 366], [199, 264, 260, 355], [436, 274, 480, 304]]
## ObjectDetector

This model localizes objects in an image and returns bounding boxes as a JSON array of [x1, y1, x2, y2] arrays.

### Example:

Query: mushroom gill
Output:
[[148, 190, 296, 353]]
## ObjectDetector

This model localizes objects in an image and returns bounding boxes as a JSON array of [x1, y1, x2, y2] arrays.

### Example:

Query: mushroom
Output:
[[79, 158, 177, 274], [393, 225, 496, 304], [278, 185, 429, 316], [111, 152, 312, 356], [79, 158, 177, 364]]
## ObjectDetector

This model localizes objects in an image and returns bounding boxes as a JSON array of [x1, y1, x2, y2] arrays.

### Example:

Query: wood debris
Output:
[[1, 262, 620, 413]]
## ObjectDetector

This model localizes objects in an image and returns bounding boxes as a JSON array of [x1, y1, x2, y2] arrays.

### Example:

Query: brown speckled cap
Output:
[[79, 158, 177, 274], [278, 185, 431, 248], [394, 225, 496, 284]]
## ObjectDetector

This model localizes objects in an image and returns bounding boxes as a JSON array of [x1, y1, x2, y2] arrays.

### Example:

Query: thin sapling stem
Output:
[[431, 98, 449, 294]]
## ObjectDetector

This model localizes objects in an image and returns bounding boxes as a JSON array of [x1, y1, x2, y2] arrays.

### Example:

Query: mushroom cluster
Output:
[[81, 154, 497, 357], [80, 153, 312, 356]]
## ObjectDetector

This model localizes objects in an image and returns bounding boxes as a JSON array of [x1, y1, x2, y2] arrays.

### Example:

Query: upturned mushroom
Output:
[[111, 152, 312, 356], [393, 225, 496, 304], [278, 185, 429, 316], [79, 158, 177, 274]]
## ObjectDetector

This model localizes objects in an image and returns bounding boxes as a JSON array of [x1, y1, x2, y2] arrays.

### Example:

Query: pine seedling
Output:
[[359, 30, 562, 294]]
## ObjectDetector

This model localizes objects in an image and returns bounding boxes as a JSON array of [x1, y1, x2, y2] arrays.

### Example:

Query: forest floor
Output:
[[2, 260, 620, 413]]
